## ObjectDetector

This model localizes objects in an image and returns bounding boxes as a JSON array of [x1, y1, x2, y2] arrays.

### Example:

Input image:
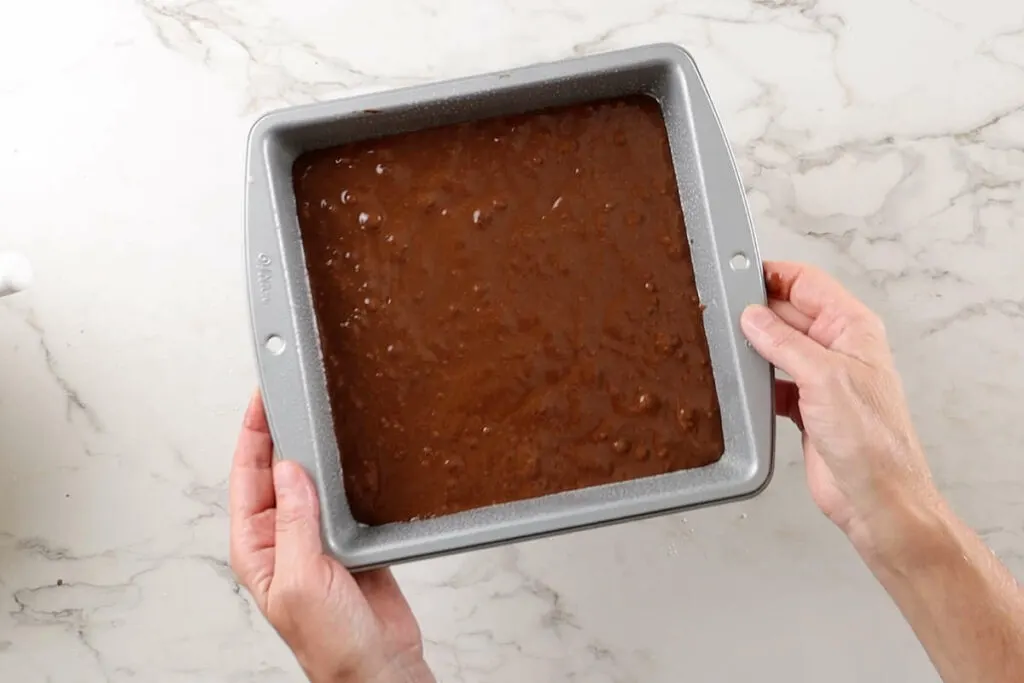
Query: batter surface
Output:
[[293, 95, 724, 525]]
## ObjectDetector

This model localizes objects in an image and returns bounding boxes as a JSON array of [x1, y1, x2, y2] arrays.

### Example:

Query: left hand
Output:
[[230, 392, 435, 683]]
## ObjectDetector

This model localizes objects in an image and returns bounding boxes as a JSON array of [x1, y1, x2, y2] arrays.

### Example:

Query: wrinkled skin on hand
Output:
[[740, 262, 938, 548], [229, 260, 938, 682], [229, 394, 435, 683]]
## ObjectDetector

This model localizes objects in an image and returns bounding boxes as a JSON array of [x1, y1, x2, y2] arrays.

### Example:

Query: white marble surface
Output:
[[1, 0, 1023, 680]]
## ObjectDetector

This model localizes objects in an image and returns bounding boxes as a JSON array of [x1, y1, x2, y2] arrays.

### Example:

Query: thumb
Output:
[[741, 304, 828, 384], [273, 460, 325, 572]]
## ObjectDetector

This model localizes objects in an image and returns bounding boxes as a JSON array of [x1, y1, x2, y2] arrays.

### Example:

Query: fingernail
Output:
[[273, 461, 320, 535], [741, 305, 775, 332], [242, 391, 269, 431], [273, 460, 308, 497]]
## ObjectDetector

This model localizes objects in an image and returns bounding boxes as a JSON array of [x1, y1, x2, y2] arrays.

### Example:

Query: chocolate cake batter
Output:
[[293, 95, 724, 525]]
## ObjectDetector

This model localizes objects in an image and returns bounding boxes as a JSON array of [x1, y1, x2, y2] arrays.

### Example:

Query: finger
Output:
[[763, 261, 876, 350], [230, 392, 276, 520], [741, 304, 829, 384], [764, 261, 858, 312], [230, 392, 278, 597], [272, 460, 324, 575], [774, 378, 805, 430], [768, 299, 812, 334]]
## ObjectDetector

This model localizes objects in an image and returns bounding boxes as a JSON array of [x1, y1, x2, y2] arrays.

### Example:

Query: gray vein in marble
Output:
[[418, 546, 637, 682], [923, 297, 1024, 337], [571, 3, 671, 55], [4, 1, 1024, 680], [10, 580, 141, 682], [19, 311, 104, 433], [869, 266, 968, 292], [192, 553, 260, 629], [135, 0, 427, 110], [12, 535, 118, 563], [906, 0, 964, 28], [164, 445, 227, 524], [1, 544, 268, 678], [1, 533, 248, 620]]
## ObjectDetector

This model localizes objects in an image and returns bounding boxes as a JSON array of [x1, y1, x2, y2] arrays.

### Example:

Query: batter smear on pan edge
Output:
[[293, 95, 724, 525]]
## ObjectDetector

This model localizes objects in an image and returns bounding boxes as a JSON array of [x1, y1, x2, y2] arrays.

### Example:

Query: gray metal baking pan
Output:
[[245, 43, 774, 570]]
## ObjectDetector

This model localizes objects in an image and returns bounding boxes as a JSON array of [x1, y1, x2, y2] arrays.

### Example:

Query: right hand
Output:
[[740, 262, 940, 554]]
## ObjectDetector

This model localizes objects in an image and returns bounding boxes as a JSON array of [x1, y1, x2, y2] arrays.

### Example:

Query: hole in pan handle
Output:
[[265, 334, 286, 355], [729, 252, 750, 271]]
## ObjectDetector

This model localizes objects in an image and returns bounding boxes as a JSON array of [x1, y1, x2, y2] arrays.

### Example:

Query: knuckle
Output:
[[847, 304, 886, 337], [228, 545, 255, 586], [815, 362, 849, 391], [870, 313, 887, 337], [274, 507, 302, 533], [767, 319, 798, 350], [852, 315, 893, 364], [804, 264, 829, 282], [228, 552, 258, 594], [858, 311, 887, 338]]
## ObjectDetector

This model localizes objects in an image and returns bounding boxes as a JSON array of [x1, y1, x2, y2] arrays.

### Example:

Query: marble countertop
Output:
[[2, 0, 1023, 681]]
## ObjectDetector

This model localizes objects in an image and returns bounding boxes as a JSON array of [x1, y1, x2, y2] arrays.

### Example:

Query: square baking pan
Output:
[[245, 43, 774, 570]]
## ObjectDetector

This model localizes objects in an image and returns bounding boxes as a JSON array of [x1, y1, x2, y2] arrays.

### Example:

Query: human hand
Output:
[[739, 262, 939, 554], [230, 392, 435, 683]]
